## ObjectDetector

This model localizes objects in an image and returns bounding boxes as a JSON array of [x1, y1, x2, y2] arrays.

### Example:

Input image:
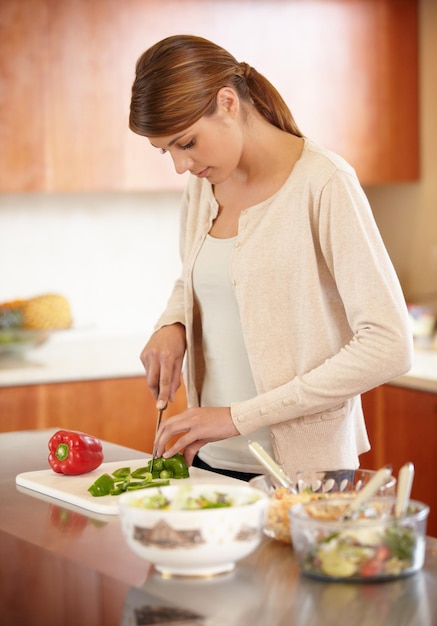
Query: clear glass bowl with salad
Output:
[[289, 497, 429, 581]]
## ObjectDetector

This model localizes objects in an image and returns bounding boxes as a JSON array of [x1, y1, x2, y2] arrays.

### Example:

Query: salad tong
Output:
[[248, 440, 297, 493], [394, 462, 415, 518], [340, 466, 392, 521], [340, 462, 414, 521]]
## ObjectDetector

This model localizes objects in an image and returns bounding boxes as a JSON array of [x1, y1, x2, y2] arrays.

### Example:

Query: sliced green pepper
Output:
[[112, 467, 131, 478], [126, 479, 170, 491], [131, 467, 152, 479], [87, 473, 114, 497], [87, 456, 190, 498]]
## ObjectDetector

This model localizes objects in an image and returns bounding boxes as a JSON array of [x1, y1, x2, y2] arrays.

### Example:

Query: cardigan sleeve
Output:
[[230, 167, 413, 434]]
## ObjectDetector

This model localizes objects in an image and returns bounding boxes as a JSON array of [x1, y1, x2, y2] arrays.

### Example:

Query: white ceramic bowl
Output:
[[289, 497, 429, 581], [249, 468, 397, 544], [118, 482, 269, 578]]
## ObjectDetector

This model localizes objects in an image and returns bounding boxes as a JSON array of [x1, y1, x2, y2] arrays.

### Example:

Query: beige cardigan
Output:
[[155, 139, 413, 475]]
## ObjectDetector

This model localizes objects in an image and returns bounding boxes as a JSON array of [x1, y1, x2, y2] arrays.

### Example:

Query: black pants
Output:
[[192, 454, 259, 482]]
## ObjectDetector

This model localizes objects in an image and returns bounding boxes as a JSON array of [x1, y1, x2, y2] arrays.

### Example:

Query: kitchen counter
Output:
[[1, 429, 437, 626], [0, 329, 436, 393], [0, 330, 146, 386], [391, 347, 437, 393]]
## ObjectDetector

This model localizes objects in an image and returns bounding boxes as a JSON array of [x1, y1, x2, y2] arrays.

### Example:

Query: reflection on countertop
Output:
[[0, 329, 436, 393]]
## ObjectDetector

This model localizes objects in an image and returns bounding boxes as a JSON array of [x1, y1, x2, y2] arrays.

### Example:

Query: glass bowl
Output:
[[0, 328, 51, 357], [289, 497, 429, 581], [249, 469, 396, 544]]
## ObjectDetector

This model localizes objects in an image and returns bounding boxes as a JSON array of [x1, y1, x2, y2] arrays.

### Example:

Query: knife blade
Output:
[[150, 403, 167, 473]]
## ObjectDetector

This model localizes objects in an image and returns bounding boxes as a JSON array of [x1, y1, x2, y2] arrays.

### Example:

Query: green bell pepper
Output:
[[87, 455, 189, 497], [87, 473, 114, 497], [147, 453, 190, 479], [162, 453, 190, 479]]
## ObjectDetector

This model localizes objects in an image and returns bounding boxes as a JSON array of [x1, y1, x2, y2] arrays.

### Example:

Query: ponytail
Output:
[[234, 62, 302, 136]]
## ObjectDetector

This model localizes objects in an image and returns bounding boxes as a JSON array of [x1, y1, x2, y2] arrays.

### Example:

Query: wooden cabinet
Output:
[[0, 377, 187, 454], [0, 1, 47, 190], [2, 533, 133, 625], [360, 384, 437, 537], [0, 0, 418, 191]]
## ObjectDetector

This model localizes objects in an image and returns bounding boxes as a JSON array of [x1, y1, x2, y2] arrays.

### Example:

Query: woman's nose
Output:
[[171, 151, 193, 175]]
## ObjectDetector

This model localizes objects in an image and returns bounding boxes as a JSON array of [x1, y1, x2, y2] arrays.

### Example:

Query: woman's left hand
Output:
[[154, 407, 239, 466]]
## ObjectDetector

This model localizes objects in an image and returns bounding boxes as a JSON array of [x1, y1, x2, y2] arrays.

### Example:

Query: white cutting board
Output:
[[16, 459, 243, 515]]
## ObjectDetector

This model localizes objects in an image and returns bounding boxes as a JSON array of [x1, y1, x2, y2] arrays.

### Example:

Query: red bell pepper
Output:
[[48, 429, 104, 475]]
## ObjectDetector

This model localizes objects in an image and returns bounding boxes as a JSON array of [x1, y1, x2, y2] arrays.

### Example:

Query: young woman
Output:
[[129, 34, 412, 480]]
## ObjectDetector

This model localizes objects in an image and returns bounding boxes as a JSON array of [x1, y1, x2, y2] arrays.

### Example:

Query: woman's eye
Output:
[[181, 139, 195, 150]]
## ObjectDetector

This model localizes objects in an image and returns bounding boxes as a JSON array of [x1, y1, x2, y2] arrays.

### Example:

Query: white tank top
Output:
[[192, 234, 274, 473]]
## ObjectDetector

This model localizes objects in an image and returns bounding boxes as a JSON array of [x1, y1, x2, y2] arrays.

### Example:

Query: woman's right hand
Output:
[[140, 323, 186, 409]]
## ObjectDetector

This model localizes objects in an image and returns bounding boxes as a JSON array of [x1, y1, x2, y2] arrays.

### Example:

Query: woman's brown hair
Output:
[[129, 34, 303, 138]]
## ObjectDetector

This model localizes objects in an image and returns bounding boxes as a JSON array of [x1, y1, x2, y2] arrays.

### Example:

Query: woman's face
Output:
[[149, 88, 244, 185]]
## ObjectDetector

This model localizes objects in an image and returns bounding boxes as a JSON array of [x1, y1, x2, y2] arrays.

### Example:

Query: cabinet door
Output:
[[0, 1, 48, 190], [361, 384, 437, 537], [0, 377, 187, 454], [0, 0, 419, 191], [44, 0, 125, 191], [81, 0, 421, 188]]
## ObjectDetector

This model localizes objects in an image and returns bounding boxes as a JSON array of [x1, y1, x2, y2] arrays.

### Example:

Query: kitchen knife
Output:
[[150, 403, 167, 473]]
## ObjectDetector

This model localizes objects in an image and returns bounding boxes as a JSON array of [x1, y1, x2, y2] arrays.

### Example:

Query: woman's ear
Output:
[[216, 87, 239, 117]]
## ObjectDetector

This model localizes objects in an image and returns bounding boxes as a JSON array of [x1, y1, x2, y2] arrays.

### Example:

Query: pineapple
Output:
[[20, 294, 73, 329], [0, 294, 73, 330]]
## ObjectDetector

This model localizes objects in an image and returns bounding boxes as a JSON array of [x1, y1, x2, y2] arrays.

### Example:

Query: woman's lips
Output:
[[196, 167, 210, 178]]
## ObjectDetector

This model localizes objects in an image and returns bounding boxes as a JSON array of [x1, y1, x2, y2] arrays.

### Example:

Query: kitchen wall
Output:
[[0, 0, 436, 334], [0, 192, 182, 334], [365, 0, 437, 310]]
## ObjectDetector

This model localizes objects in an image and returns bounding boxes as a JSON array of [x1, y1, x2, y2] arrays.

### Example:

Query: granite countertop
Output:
[[0, 329, 436, 393], [3, 430, 437, 625]]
